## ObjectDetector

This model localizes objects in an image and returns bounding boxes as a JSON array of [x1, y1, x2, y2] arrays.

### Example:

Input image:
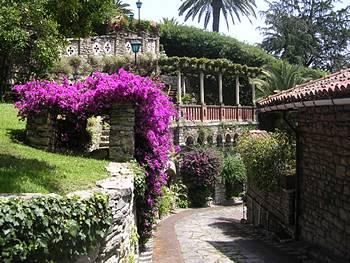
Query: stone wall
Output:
[[26, 111, 56, 150], [214, 180, 226, 205], [0, 162, 138, 263], [63, 32, 159, 57], [298, 105, 350, 260], [173, 122, 256, 146], [246, 179, 296, 238]]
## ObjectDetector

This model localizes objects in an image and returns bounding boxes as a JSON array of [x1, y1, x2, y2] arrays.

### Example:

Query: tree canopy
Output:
[[260, 0, 350, 72], [0, 0, 62, 98], [178, 0, 256, 32]]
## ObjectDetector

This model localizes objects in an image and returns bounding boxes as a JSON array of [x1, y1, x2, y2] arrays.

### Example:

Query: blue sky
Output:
[[125, 0, 350, 45]]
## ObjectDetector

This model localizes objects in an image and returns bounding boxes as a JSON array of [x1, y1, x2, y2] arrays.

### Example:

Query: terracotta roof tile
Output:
[[257, 68, 350, 108]]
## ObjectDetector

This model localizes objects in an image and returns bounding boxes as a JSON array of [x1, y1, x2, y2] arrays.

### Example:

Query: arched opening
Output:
[[186, 136, 194, 146], [207, 135, 213, 145], [197, 131, 205, 145], [216, 134, 223, 147]]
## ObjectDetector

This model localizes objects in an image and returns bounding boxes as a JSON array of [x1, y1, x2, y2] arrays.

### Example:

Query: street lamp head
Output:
[[130, 40, 142, 54], [136, 1, 142, 9]]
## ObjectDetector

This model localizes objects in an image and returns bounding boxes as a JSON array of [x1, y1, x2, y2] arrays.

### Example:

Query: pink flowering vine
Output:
[[13, 69, 176, 237]]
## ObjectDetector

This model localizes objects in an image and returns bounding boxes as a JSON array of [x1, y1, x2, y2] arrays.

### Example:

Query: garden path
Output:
[[153, 205, 313, 263]]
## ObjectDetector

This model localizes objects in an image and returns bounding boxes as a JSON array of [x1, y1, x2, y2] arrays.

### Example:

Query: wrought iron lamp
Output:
[[130, 40, 142, 65]]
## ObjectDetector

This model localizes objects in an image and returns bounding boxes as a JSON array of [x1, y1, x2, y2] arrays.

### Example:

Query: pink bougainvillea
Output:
[[13, 69, 176, 236]]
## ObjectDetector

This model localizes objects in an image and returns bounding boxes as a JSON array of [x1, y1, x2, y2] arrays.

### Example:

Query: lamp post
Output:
[[130, 40, 142, 65], [136, 1, 142, 23], [129, 12, 134, 22]]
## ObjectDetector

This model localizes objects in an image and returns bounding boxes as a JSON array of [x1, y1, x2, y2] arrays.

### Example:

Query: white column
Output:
[[177, 71, 182, 104], [218, 72, 223, 105], [200, 72, 205, 105], [252, 83, 256, 106], [182, 75, 186, 95], [235, 76, 240, 106]]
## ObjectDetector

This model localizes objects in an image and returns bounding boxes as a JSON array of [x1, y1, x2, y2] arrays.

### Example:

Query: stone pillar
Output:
[[177, 71, 182, 104], [26, 111, 56, 150], [215, 179, 226, 204], [235, 76, 240, 106], [109, 103, 135, 162], [218, 72, 223, 105], [200, 72, 205, 105]]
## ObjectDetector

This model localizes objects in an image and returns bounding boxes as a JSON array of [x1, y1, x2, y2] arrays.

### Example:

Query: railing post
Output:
[[201, 105, 207, 121]]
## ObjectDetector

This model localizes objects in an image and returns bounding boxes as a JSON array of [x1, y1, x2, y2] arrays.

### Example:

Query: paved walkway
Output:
[[153, 205, 312, 263]]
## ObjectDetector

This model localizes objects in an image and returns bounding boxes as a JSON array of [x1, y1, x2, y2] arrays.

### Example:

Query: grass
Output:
[[0, 103, 108, 194]]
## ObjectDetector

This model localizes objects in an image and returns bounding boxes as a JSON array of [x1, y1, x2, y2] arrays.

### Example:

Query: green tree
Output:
[[114, 0, 131, 15], [178, 0, 256, 32], [0, 0, 62, 99], [47, 0, 116, 37], [260, 0, 350, 71], [251, 61, 323, 99]]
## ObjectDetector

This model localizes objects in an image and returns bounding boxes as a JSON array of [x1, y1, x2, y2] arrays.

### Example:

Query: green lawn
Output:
[[0, 103, 108, 194]]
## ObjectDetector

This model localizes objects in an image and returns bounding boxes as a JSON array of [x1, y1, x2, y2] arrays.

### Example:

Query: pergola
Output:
[[160, 57, 262, 122]]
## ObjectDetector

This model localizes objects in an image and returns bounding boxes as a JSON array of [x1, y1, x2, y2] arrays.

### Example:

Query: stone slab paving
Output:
[[175, 205, 309, 263]]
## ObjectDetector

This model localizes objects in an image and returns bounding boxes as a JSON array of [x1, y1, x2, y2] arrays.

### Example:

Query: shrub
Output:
[[236, 132, 294, 191], [170, 182, 188, 208], [221, 155, 247, 199], [181, 149, 223, 207], [0, 194, 111, 262], [158, 186, 176, 218]]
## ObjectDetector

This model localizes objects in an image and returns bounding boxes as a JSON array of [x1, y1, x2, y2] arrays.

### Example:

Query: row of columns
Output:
[[177, 71, 256, 106]]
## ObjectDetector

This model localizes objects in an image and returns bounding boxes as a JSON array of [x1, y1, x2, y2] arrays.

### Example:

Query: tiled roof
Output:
[[257, 68, 350, 108]]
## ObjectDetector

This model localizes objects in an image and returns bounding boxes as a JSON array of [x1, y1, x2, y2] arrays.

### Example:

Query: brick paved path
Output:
[[153, 205, 312, 263]]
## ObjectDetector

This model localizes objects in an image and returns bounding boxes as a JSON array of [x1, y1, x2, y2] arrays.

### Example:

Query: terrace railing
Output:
[[178, 105, 256, 122]]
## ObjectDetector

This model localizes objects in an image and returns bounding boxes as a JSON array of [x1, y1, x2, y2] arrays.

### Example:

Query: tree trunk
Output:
[[211, 0, 222, 32], [0, 56, 11, 101]]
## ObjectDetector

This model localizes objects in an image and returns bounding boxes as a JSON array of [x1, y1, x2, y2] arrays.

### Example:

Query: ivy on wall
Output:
[[0, 194, 111, 262]]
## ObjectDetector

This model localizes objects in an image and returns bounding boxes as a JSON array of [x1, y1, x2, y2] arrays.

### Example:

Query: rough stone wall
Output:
[[73, 162, 137, 263], [214, 180, 226, 204], [246, 180, 296, 238], [63, 33, 159, 57], [0, 163, 138, 263], [109, 103, 135, 162], [26, 111, 56, 150], [173, 122, 256, 146], [298, 105, 350, 260]]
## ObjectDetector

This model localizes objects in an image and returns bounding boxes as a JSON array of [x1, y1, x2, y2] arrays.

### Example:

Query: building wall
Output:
[[298, 105, 350, 260]]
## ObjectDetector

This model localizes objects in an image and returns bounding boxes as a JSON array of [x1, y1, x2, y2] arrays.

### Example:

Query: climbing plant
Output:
[[13, 69, 176, 238]]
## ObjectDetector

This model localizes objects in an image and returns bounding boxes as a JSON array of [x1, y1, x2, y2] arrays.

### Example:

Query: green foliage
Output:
[[178, 0, 256, 32], [160, 23, 276, 67], [47, 0, 116, 37], [221, 154, 246, 198], [0, 193, 111, 262], [251, 61, 324, 99], [236, 132, 294, 191], [158, 186, 176, 218], [159, 56, 262, 77], [260, 0, 350, 71], [108, 16, 160, 35], [170, 182, 189, 209], [130, 160, 147, 200], [0, 103, 108, 194], [0, 0, 63, 98]]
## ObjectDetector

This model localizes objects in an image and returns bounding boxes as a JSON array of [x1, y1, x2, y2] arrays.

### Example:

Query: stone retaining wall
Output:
[[298, 105, 350, 260], [63, 33, 159, 57], [246, 179, 296, 238], [1, 162, 138, 263]]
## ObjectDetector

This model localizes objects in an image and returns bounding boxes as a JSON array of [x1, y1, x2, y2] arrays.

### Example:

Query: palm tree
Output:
[[114, 0, 131, 15], [178, 0, 257, 32], [250, 61, 322, 99]]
